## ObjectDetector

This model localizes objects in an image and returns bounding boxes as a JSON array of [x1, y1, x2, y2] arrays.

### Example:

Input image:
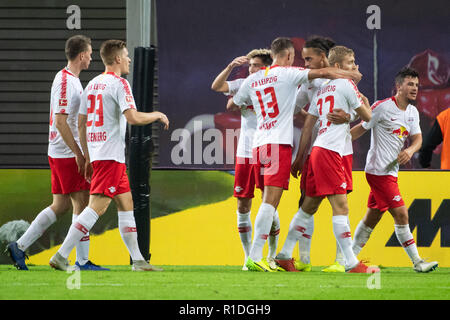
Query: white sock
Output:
[[249, 203, 275, 262], [73, 214, 90, 265], [335, 215, 350, 265], [352, 220, 373, 256], [298, 214, 314, 264], [278, 208, 312, 259], [332, 215, 358, 269], [237, 211, 252, 260], [268, 210, 280, 259], [395, 224, 421, 265], [118, 211, 145, 261], [58, 207, 98, 259], [17, 207, 56, 251]]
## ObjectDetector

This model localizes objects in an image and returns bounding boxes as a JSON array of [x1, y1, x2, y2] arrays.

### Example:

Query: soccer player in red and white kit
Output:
[[276, 46, 376, 273], [7, 35, 107, 271], [49, 40, 169, 271], [291, 37, 356, 273], [350, 67, 438, 273], [232, 38, 362, 272], [211, 49, 282, 270]]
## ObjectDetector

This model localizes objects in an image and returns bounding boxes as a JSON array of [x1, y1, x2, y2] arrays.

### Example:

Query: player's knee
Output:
[[237, 198, 252, 213]]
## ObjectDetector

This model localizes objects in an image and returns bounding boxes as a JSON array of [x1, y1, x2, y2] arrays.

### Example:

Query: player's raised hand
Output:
[[228, 56, 249, 69], [352, 65, 363, 84]]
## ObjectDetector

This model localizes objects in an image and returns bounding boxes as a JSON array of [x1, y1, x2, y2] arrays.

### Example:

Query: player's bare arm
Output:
[[291, 113, 318, 178], [350, 123, 367, 141], [354, 103, 372, 122], [308, 67, 362, 83], [77, 114, 92, 180], [124, 108, 169, 129], [226, 97, 239, 111], [211, 56, 249, 92], [326, 108, 351, 124], [398, 133, 422, 165], [55, 113, 85, 173]]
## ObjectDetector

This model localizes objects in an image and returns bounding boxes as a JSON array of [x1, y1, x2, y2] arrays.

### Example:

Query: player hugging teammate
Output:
[[212, 37, 438, 273]]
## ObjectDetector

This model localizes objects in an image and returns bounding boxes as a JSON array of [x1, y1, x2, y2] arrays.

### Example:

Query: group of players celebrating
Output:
[[5, 34, 439, 274], [212, 36, 439, 273]]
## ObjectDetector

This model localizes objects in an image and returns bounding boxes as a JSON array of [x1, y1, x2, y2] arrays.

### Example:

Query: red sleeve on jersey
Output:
[[59, 69, 68, 107], [370, 97, 392, 110]]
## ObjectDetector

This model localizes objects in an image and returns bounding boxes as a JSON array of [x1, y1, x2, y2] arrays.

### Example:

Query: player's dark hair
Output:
[[65, 35, 91, 61], [100, 39, 127, 65], [270, 37, 294, 56], [395, 67, 419, 85], [304, 36, 336, 56]]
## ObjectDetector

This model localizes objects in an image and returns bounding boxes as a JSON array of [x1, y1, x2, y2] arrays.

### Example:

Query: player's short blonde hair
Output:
[[328, 46, 354, 66], [100, 39, 127, 66], [246, 49, 272, 66]]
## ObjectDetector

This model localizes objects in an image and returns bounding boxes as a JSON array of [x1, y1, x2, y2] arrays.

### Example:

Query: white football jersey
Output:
[[295, 78, 327, 155], [226, 78, 256, 158], [362, 97, 421, 177], [79, 72, 136, 163], [309, 79, 362, 156], [233, 65, 310, 148], [48, 68, 84, 158]]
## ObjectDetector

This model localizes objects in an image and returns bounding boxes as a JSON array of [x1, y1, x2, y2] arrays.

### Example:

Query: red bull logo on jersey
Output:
[[392, 126, 409, 138]]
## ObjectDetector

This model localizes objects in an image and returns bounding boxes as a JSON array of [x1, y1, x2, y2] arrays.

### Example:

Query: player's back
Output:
[[309, 78, 362, 155], [48, 68, 83, 158], [81, 72, 136, 163], [235, 65, 310, 148]]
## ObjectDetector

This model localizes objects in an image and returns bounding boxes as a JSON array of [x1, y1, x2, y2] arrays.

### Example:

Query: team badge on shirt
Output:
[[59, 98, 68, 106]]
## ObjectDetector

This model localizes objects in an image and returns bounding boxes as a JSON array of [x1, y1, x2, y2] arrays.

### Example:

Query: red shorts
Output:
[[305, 146, 347, 197], [342, 154, 353, 193], [253, 144, 292, 190], [48, 156, 90, 195], [90, 160, 131, 198], [366, 173, 405, 212], [234, 157, 255, 198]]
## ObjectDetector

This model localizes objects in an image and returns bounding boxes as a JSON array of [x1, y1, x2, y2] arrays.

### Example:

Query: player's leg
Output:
[[352, 207, 383, 256], [327, 194, 359, 269], [70, 190, 108, 270], [275, 195, 322, 271], [296, 155, 314, 271], [236, 197, 252, 268], [234, 158, 255, 269], [8, 194, 69, 270], [71, 190, 90, 266], [324, 154, 354, 272], [16, 194, 69, 252], [50, 193, 109, 270], [389, 205, 438, 272], [114, 191, 163, 271], [247, 185, 281, 268]]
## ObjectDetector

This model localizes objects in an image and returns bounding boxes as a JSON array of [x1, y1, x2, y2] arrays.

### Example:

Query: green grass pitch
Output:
[[0, 265, 449, 300]]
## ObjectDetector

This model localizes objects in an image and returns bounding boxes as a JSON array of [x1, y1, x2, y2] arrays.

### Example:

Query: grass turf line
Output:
[[0, 265, 449, 300]]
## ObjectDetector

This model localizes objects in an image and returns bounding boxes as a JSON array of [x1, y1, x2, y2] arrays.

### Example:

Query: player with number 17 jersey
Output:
[[233, 65, 310, 189], [79, 72, 136, 164], [306, 78, 362, 196]]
